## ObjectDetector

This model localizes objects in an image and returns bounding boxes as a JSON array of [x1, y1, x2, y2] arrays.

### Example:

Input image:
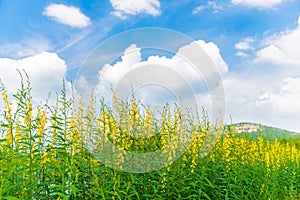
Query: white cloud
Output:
[[231, 0, 286, 8], [91, 40, 227, 119], [255, 77, 300, 132], [258, 77, 300, 116], [222, 16, 300, 132], [235, 37, 255, 57], [223, 74, 300, 132], [236, 51, 249, 57], [193, 1, 223, 14], [98, 44, 142, 86], [192, 6, 205, 14], [98, 40, 227, 89], [0, 38, 52, 58], [196, 40, 228, 74], [235, 38, 255, 51], [110, 11, 127, 20], [0, 52, 69, 104], [110, 0, 161, 19], [256, 16, 300, 66], [43, 4, 90, 28]]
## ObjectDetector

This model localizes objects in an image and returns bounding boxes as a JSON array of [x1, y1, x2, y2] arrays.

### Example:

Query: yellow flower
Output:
[[131, 99, 137, 120], [144, 107, 151, 127], [2, 91, 8, 103], [5, 129, 13, 145]]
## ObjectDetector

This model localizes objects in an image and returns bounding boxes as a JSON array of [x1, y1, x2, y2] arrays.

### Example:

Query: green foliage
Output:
[[0, 76, 299, 199]]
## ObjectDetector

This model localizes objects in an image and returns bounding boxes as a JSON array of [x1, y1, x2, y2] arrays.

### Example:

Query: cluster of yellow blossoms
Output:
[[210, 131, 300, 174]]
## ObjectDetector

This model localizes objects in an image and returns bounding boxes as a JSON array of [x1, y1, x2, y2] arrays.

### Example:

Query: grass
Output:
[[0, 74, 299, 199]]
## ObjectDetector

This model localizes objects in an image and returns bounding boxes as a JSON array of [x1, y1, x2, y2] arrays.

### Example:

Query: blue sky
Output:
[[0, 0, 300, 131]]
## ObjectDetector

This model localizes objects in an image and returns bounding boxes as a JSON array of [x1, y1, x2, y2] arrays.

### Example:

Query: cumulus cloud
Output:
[[231, 0, 286, 8], [99, 44, 142, 85], [256, 16, 300, 66], [43, 4, 90, 28], [110, 0, 161, 19], [0, 52, 69, 104], [90, 40, 227, 120], [97, 40, 227, 90], [196, 40, 228, 74]]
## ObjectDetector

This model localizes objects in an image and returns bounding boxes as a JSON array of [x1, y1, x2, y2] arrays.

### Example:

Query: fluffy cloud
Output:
[[235, 38, 255, 51], [257, 77, 300, 114], [0, 52, 69, 104], [196, 40, 228, 74], [256, 16, 300, 66], [223, 16, 300, 132], [256, 77, 300, 132], [235, 38, 255, 57], [231, 0, 286, 8], [43, 4, 90, 28], [91, 40, 227, 119], [97, 40, 227, 89], [223, 74, 300, 132], [258, 77, 300, 116], [99, 44, 141, 85], [110, 0, 161, 19]]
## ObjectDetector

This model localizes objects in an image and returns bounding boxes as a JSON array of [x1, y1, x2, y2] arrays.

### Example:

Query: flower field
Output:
[[0, 78, 299, 199]]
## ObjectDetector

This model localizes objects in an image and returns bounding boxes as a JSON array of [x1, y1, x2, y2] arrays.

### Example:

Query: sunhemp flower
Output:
[[2, 91, 8, 103]]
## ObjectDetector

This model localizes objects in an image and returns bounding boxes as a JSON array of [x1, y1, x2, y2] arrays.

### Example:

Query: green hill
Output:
[[229, 122, 299, 141]]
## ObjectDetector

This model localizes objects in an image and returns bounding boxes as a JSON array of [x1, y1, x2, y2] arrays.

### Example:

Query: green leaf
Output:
[[70, 185, 78, 198], [4, 196, 20, 200], [53, 192, 69, 200]]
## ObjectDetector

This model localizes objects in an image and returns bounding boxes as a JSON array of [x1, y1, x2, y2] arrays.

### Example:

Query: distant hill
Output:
[[228, 122, 300, 140]]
